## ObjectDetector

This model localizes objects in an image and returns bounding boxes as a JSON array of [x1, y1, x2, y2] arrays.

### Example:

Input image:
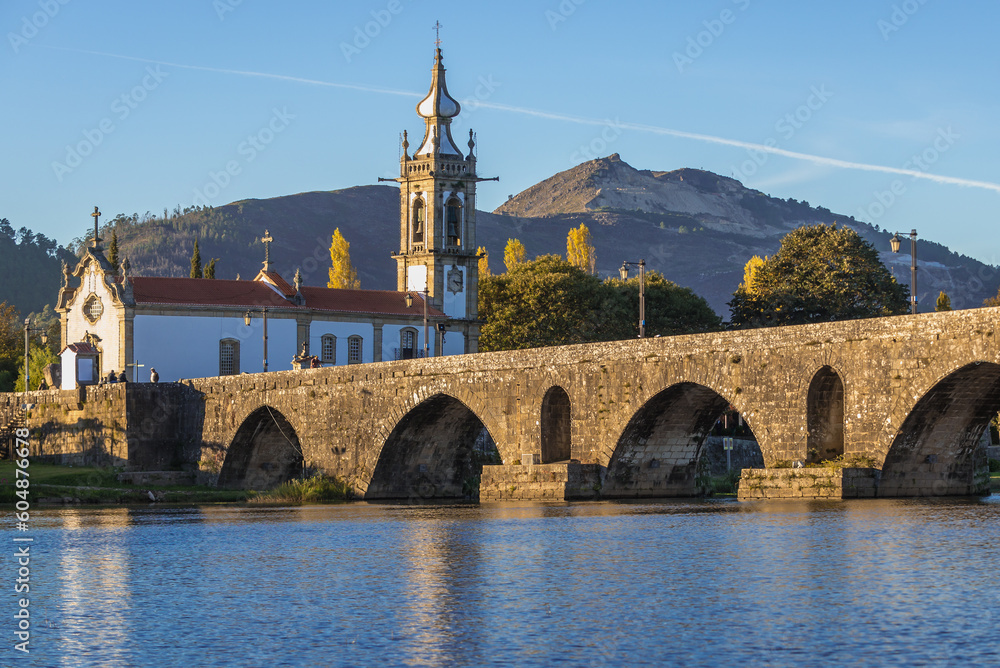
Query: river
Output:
[[14, 496, 1000, 667]]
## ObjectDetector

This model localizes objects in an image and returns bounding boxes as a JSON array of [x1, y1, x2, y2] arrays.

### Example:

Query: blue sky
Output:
[[3, 0, 999, 265]]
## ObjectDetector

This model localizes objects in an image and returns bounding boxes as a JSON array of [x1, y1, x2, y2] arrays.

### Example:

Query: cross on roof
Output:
[[261, 229, 273, 271], [91, 206, 102, 245], [433, 20, 442, 47]]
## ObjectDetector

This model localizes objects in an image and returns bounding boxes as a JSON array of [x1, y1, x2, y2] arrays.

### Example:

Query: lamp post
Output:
[[890, 229, 918, 314], [243, 307, 269, 372], [23, 318, 49, 394], [619, 259, 646, 338]]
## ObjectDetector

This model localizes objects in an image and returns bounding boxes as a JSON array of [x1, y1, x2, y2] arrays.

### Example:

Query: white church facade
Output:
[[55, 46, 486, 385]]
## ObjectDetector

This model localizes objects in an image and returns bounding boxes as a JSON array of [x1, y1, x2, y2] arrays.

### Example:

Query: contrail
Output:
[[37, 45, 422, 99], [39, 46, 1000, 195]]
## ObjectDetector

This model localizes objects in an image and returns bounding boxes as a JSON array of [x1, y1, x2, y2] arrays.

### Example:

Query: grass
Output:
[[246, 474, 352, 505], [0, 461, 248, 505]]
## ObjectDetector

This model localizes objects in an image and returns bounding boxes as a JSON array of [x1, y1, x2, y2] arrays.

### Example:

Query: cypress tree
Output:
[[204, 258, 217, 279], [108, 230, 120, 272], [190, 238, 202, 278]]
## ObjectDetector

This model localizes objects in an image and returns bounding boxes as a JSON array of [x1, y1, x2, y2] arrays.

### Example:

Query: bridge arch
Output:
[[879, 361, 1000, 496], [605, 382, 759, 497], [366, 393, 500, 500], [540, 385, 572, 463], [218, 405, 303, 489], [807, 366, 845, 463]]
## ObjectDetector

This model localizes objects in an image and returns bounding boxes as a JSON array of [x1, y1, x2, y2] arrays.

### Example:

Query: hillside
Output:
[[0, 219, 76, 317], [68, 155, 1000, 318]]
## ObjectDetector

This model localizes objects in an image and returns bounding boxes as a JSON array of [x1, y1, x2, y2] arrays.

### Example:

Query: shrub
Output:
[[247, 475, 352, 505]]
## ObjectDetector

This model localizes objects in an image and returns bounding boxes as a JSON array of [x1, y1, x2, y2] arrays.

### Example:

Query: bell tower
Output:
[[390, 44, 496, 354]]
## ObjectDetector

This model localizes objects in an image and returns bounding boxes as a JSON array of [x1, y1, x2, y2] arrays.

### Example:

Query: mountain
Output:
[[83, 155, 1000, 318]]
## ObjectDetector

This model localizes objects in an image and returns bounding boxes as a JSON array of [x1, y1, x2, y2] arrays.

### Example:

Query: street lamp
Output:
[[890, 229, 918, 314], [243, 307, 269, 372], [619, 259, 646, 338], [23, 318, 49, 394]]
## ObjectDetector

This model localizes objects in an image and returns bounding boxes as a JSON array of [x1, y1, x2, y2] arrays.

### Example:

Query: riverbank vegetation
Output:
[[246, 474, 352, 505], [0, 461, 247, 504]]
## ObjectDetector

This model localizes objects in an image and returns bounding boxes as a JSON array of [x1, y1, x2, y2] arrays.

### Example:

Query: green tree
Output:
[[479, 256, 720, 351], [984, 287, 1000, 307], [204, 258, 218, 279], [479, 255, 603, 351], [108, 230, 120, 272], [935, 291, 952, 311], [602, 271, 721, 339], [504, 238, 527, 273], [190, 238, 202, 278], [0, 301, 22, 392], [328, 228, 360, 289], [15, 343, 58, 391], [566, 223, 596, 274], [728, 223, 909, 328]]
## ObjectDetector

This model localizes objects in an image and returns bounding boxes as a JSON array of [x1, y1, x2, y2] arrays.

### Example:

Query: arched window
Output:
[[412, 198, 425, 244], [348, 335, 363, 364], [446, 197, 462, 247], [219, 338, 240, 376], [400, 328, 418, 359], [321, 334, 336, 364]]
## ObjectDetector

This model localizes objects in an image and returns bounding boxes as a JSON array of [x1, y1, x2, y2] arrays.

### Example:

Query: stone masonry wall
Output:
[[2, 306, 999, 499]]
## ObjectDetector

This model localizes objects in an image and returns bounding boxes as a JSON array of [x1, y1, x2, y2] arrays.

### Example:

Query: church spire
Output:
[[414, 41, 463, 157]]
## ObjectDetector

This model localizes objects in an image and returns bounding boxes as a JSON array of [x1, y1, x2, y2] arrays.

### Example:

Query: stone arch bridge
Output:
[[10, 308, 1000, 499]]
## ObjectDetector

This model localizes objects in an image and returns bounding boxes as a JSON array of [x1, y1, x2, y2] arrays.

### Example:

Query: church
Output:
[[55, 46, 486, 386]]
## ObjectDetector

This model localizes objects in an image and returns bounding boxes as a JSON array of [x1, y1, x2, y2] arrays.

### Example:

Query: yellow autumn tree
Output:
[[741, 255, 765, 293], [327, 228, 360, 289], [566, 223, 596, 274], [504, 238, 527, 272], [477, 246, 491, 277]]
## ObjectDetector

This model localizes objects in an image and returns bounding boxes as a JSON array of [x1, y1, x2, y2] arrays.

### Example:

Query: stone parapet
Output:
[[738, 467, 881, 500], [480, 463, 603, 502]]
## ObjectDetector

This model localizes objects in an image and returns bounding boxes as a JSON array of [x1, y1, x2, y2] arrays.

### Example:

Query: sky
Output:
[[3, 0, 1000, 265]]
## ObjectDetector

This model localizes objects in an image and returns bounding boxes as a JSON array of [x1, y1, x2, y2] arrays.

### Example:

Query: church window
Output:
[[321, 334, 336, 364], [400, 328, 418, 359], [83, 294, 103, 324], [219, 338, 240, 376], [348, 335, 363, 364], [412, 198, 425, 243], [446, 197, 462, 247]]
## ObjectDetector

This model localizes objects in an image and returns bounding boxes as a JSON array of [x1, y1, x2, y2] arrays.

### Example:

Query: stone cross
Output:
[[261, 230, 273, 271], [91, 206, 102, 245]]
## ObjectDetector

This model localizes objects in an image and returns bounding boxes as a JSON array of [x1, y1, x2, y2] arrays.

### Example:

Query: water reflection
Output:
[[26, 497, 1000, 667]]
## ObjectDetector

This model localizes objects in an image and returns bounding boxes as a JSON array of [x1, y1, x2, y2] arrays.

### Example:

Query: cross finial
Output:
[[433, 20, 442, 47], [91, 206, 102, 246], [261, 229, 273, 271]]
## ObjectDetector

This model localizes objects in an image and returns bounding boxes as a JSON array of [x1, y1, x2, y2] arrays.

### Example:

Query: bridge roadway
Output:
[[7, 307, 1000, 499]]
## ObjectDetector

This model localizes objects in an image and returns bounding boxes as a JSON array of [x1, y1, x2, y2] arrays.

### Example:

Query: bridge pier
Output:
[[480, 462, 603, 502]]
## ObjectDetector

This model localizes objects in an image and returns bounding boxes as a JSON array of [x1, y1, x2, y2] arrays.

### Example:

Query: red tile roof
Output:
[[256, 270, 296, 297], [62, 342, 98, 354], [128, 277, 446, 317]]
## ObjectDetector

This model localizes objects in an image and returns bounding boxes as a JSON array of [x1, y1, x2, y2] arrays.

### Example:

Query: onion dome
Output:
[[416, 49, 461, 119]]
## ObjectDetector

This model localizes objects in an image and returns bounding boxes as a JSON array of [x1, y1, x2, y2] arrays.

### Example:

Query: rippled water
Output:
[[15, 496, 1000, 667]]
